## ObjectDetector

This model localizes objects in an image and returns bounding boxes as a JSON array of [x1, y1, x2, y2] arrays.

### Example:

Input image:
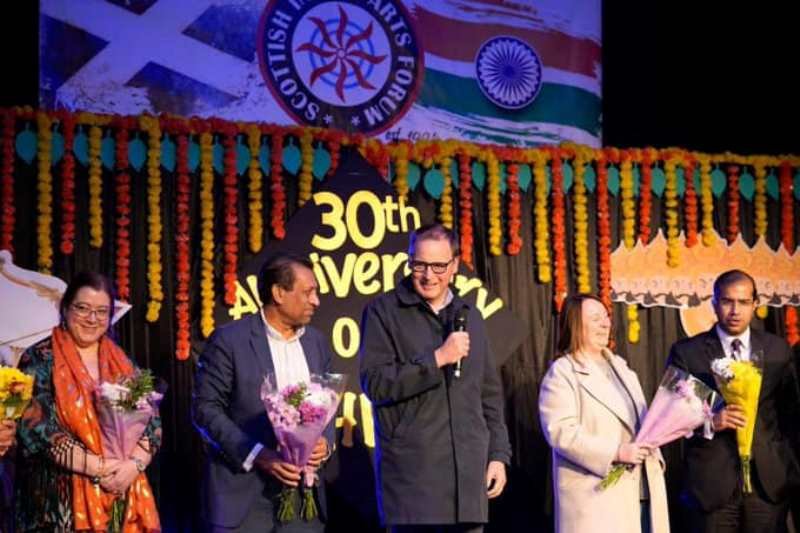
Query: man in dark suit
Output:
[[193, 253, 333, 532], [668, 269, 800, 533]]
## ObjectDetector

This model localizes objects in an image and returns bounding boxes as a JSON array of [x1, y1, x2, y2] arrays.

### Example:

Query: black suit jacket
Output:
[[192, 313, 334, 528], [667, 326, 800, 512]]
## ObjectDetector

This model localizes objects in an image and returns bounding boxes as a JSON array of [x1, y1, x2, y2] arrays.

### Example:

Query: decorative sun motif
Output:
[[295, 5, 387, 103], [475, 36, 543, 110]]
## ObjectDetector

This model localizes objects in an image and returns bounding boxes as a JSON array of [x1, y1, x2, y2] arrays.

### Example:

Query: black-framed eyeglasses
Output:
[[70, 303, 111, 321], [409, 258, 454, 275]]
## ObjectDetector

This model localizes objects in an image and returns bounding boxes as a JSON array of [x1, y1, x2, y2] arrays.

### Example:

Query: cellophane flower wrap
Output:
[[95, 369, 164, 461], [261, 372, 346, 523], [710, 351, 763, 493], [600, 365, 719, 490], [95, 369, 165, 531], [0, 366, 34, 419]]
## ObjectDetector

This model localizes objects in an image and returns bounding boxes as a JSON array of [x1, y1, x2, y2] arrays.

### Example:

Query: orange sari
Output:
[[51, 327, 160, 532]]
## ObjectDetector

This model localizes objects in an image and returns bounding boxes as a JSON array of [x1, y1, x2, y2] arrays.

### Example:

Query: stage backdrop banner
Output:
[[39, 0, 601, 146]]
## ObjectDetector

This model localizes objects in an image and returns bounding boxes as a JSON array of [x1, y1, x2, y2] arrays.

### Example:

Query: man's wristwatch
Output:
[[132, 457, 147, 473]]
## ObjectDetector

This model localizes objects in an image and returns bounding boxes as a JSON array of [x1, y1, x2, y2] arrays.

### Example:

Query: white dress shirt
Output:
[[428, 288, 454, 314], [242, 311, 311, 471]]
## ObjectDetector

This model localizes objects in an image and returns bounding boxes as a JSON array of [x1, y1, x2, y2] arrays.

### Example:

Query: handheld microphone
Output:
[[453, 307, 469, 378]]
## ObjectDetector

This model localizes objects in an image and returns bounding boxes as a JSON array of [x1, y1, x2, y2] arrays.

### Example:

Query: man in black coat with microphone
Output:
[[359, 223, 511, 532]]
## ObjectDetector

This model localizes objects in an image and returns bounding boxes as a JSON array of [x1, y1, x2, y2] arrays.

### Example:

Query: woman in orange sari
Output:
[[16, 272, 161, 532]]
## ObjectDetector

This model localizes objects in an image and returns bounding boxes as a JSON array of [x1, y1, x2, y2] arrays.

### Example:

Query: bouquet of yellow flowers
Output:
[[710, 351, 763, 493], [0, 366, 34, 419]]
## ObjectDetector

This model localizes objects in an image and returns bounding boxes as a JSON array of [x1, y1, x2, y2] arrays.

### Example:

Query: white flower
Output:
[[304, 389, 333, 408], [711, 357, 735, 381], [98, 382, 131, 402]]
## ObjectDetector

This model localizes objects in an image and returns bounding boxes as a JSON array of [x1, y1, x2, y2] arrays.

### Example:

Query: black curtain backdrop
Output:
[[5, 141, 799, 531]]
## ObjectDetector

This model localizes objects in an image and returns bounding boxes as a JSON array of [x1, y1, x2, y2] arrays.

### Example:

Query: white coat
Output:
[[538, 350, 670, 533]]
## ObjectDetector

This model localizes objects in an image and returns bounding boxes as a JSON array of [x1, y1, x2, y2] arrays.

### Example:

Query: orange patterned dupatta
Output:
[[51, 327, 160, 532]]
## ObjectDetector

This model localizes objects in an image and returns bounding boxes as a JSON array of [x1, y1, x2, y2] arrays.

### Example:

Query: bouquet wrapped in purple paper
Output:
[[94, 369, 165, 531], [600, 365, 720, 490], [261, 372, 346, 522], [95, 369, 164, 462]]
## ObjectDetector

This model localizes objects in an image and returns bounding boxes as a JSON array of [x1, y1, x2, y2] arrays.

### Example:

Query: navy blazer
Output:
[[192, 312, 334, 528]]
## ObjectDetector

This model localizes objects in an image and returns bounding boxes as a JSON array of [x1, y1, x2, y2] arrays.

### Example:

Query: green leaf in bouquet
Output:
[[117, 370, 156, 411], [3, 395, 28, 420], [109, 497, 126, 533], [301, 487, 317, 521], [598, 464, 627, 491], [277, 487, 298, 523]]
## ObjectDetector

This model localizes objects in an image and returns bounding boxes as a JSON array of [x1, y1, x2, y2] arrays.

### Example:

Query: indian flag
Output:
[[392, 0, 602, 147]]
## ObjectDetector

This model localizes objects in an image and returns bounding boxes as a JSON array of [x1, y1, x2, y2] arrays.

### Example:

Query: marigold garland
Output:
[[270, 132, 286, 239], [786, 307, 799, 347], [457, 152, 474, 269], [596, 153, 612, 312], [200, 131, 216, 337], [114, 123, 132, 301], [698, 156, 715, 246], [298, 130, 314, 206], [505, 162, 522, 255], [175, 130, 192, 359], [393, 141, 410, 202], [619, 150, 636, 249], [140, 116, 163, 322], [7, 107, 800, 350], [779, 161, 794, 252], [683, 158, 699, 247], [222, 127, 239, 306], [438, 156, 454, 230], [1, 110, 16, 252], [88, 124, 103, 248], [627, 303, 640, 343], [638, 148, 655, 244], [486, 150, 502, 256], [36, 111, 53, 273], [327, 132, 342, 177], [532, 150, 551, 283], [726, 164, 740, 244], [572, 154, 590, 292], [247, 125, 263, 253], [664, 156, 680, 267], [753, 161, 768, 239], [59, 113, 76, 255], [365, 139, 390, 179], [551, 151, 568, 311]]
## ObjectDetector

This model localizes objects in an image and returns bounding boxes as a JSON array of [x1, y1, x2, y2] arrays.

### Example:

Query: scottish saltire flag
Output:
[[40, 0, 601, 146]]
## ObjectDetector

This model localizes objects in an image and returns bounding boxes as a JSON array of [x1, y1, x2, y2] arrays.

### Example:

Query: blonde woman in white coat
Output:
[[539, 294, 669, 533]]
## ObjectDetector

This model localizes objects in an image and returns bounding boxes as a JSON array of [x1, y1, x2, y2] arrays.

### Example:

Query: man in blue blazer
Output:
[[193, 253, 334, 532]]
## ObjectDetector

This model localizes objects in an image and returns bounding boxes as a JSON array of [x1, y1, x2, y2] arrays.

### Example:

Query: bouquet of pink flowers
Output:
[[600, 366, 720, 490], [95, 369, 164, 461], [261, 373, 346, 523]]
